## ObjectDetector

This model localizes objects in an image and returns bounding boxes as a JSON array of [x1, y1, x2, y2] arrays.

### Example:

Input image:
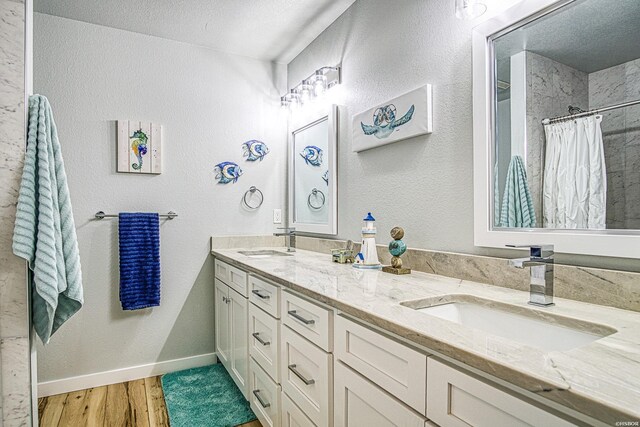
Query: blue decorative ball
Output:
[[389, 240, 406, 257]]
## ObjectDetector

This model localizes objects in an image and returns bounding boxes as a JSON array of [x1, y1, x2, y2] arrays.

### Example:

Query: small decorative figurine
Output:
[[332, 240, 355, 264], [353, 213, 382, 269], [382, 226, 411, 275]]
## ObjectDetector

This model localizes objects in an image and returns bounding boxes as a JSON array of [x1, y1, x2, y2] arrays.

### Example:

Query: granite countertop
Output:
[[212, 247, 640, 424]]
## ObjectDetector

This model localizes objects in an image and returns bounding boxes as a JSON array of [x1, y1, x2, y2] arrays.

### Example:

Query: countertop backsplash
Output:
[[294, 236, 640, 313]]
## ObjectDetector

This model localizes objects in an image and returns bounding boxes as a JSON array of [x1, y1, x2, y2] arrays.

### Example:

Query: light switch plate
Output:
[[273, 209, 282, 224]]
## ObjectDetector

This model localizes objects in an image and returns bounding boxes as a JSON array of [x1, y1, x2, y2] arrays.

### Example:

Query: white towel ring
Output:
[[307, 188, 325, 210], [242, 186, 264, 210]]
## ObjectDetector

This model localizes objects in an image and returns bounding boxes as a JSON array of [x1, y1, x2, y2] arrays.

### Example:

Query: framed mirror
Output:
[[473, 0, 640, 258], [288, 105, 338, 235]]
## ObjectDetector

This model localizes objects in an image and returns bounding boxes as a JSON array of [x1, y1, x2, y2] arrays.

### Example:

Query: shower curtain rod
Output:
[[542, 98, 640, 125]]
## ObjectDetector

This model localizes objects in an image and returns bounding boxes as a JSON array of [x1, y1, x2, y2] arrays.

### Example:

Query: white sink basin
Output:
[[237, 249, 293, 259], [401, 295, 615, 352]]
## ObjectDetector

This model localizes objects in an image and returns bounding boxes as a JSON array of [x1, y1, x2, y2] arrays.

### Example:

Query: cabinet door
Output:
[[427, 358, 576, 427], [229, 287, 249, 399], [215, 279, 230, 366], [282, 291, 332, 352], [334, 361, 425, 427], [249, 302, 280, 383], [281, 326, 332, 427], [250, 358, 282, 427], [335, 316, 427, 415], [282, 391, 316, 427]]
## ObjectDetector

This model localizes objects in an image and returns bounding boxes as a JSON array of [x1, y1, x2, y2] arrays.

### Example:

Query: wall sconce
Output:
[[281, 66, 341, 111], [455, 0, 486, 19]]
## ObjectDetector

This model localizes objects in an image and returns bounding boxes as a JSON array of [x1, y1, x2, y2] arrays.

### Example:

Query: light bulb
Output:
[[288, 89, 300, 110], [312, 70, 327, 97], [299, 82, 313, 104]]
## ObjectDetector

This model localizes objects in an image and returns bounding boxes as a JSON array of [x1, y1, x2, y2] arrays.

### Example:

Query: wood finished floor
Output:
[[38, 376, 262, 427]]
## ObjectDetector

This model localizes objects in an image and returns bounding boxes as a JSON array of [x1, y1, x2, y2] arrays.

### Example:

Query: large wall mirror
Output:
[[288, 105, 338, 235], [473, 0, 640, 258]]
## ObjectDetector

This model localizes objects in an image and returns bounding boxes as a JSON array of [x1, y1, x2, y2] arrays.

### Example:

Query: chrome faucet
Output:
[[507, 244, 554, 307], [274, 227, 296, 252]]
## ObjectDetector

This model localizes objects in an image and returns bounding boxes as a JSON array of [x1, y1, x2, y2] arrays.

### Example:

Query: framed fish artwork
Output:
[[117, 120, 162, 174], [352, 84, 432, 152]]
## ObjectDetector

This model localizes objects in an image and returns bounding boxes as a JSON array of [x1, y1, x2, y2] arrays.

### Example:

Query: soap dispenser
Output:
[[353, 212, 381, 269]]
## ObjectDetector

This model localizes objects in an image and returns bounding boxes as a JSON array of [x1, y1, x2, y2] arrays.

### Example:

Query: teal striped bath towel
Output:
[[13, 95, 83, 344], [499, 155, 537, 228]]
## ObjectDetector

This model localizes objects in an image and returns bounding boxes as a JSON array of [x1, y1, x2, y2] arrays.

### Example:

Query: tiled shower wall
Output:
[[525, 51, 589, 223], [0, 0, 31, 425], [589, 58, 640, 229]]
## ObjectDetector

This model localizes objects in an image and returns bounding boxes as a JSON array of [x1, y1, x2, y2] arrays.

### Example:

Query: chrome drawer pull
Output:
[[252, 389, 271, 408], [252, 332, 270, 346], [288, 364, 315, 385], [252, 289, 271, 300], [287, 310, 315, 325]]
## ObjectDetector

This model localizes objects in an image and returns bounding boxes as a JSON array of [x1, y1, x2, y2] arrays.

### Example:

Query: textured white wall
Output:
[[33, 13, 287, 382], [287, 0, 639, 271]]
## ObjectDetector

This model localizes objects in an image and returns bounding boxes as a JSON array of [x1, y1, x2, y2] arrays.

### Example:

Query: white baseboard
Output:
[[38, 352, 217, 397]]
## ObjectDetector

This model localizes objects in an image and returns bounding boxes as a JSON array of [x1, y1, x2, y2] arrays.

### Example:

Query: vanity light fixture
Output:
[[281, 66, 341, 111], [455, 0, 486, 20]]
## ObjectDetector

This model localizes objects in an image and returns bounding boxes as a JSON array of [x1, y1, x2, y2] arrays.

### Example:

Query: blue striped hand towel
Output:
[[119, 213, 161, 310]]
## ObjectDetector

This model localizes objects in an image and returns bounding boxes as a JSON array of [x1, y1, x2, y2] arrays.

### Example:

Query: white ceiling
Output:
[[34, 0, 356, 63], [495, 0, 640, 74]]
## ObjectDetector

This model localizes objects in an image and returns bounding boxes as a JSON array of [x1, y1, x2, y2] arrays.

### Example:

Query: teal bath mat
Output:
[[161, 364, 256, 427]]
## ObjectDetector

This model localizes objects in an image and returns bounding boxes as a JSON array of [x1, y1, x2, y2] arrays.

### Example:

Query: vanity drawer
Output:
[[281, 391, 316, 427], [250, 275, 280, 318], [335, 315, 427, 415], [281, 325, 332, 427], [426, 358, 575, 427], [250, 357, 282, 427], [215, 259, 248, 296], [282, 291, 333, 352], [334, 361, 426, 427], [249, 302, 280, 383]]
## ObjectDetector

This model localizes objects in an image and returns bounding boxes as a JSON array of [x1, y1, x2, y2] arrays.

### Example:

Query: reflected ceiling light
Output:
[[455, 0, 486, 19], [281, 66, 341, 111]]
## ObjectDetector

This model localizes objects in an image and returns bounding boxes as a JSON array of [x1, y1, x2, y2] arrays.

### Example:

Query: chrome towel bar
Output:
[[94, 211, 178, 220]]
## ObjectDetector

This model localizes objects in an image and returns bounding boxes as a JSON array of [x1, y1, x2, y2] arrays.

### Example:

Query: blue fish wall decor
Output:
[[361, 104, 415, 139], [242, 140, 269, 162], [214, 161, 243, 184], [300, 145, 323, 167]]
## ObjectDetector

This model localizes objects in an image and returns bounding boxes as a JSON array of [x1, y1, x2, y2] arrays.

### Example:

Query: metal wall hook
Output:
[[242, 186, 264, 210], [307, 188, 326, 210]]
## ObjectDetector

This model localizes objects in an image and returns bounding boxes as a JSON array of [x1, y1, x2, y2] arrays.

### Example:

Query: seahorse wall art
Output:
[[130, 129, 148, 170], [117, 120, 163, 174]]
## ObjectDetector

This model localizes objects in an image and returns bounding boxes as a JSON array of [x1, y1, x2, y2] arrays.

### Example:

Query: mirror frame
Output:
[[472, 0, 640, 258], [288, 104, 338, 235]]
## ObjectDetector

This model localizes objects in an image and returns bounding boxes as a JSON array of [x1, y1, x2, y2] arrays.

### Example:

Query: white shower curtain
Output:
[[543, 115, 607, 229]]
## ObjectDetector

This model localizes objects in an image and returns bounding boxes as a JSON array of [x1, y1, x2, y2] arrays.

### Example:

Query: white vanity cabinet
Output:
[[335, 315, 579, 427], [426, 358, 575, 427], [214, 261, 249, 400], [214, 256, 586, 427]]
